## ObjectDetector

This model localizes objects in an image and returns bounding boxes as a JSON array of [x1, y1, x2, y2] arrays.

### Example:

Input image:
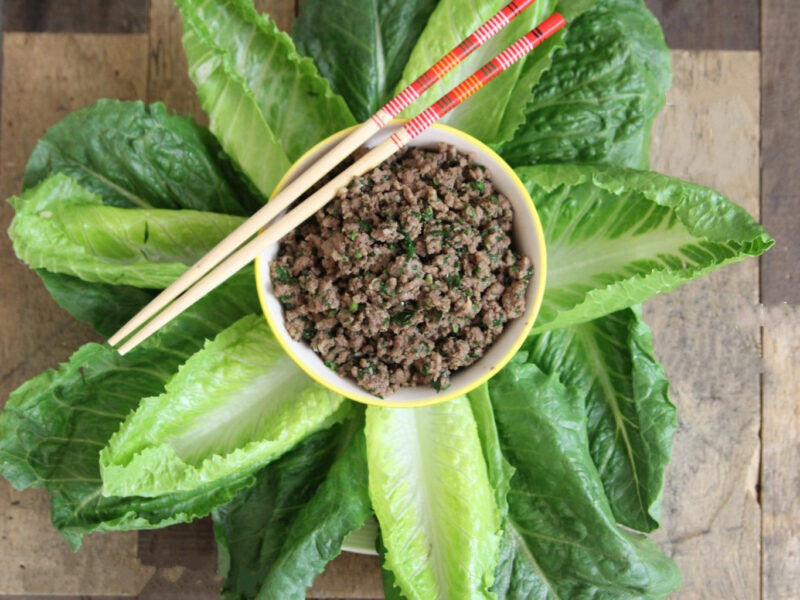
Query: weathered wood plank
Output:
[[2, 0, 148, 33], [646, 50, 762, 599], [0, 32, 155, 597], [762, 306, 800, 599], [643, 0, 760, 50], [147, 0, 206, 122], [761, 0, 800, 305]]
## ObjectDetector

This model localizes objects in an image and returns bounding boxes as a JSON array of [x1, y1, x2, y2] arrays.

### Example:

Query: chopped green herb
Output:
[[358, 220, 372, 233], [390, 310, 415, 326], [349, 231, 357, 241], [471, 181, 485, 191], [354, 249, 363, 260], [421, 206, 434, 222], [444, 274, 462, 288], [349, 301, 359, 312], [274, 265, 294, 284]]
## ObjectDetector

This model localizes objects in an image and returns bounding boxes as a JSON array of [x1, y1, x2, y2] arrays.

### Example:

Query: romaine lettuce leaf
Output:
[[8, 174, 245, 289], [395, 0, 559, 145], [293, 0, 439, 122], [366, 399, 500, 600], [489, 360, 681, 599], [36, 270, 157, 338], [100, 315, 349, 497], [251, 422, 371, 600], [181, 15, 291, 198], [519, 164, 774, 331], [23, 99, 263, 214], [468, 383, 515, 522], [0, 273, 260, 549], [176, 0, 355, 161], [214, 418, 367, 600], [524, 306, 676, 532], [498, 0, 670, 169]]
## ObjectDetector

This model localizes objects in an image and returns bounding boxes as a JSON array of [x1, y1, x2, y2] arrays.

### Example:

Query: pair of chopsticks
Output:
[[110, 2, 566, 354]]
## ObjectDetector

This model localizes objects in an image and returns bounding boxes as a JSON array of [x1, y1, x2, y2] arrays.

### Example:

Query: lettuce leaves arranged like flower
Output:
[[0, 0, 775, 598], [100, 315, 350, 497]]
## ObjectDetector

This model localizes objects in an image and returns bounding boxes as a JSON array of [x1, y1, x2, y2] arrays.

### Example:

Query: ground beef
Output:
[[271, 144, 534, 397]]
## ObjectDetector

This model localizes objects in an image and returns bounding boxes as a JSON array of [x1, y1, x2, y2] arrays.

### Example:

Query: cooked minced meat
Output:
[[271, 144, 533, 397]]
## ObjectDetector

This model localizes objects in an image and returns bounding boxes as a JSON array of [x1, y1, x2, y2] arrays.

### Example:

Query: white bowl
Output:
[[255, 121, 547, 408]]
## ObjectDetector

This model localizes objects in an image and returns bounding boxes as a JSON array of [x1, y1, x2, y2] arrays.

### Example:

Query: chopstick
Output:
[[116, 13, 566, 355], [108, 0, 543, 348]]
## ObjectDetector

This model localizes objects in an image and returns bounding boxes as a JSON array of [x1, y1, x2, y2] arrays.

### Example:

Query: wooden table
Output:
[[0, 1, 797, 598]]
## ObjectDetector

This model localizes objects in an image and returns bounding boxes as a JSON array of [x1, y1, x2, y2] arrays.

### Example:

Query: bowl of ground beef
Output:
[[255, 121, 546, 407]]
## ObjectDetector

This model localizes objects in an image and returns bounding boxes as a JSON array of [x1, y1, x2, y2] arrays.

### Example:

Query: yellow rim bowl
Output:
[[255, 120, 547, 408]]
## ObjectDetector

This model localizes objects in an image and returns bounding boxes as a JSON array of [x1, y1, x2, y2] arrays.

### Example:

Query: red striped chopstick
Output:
[[374, 0, 538, 126], [395, 15, 564, 145], [116, 13, 566, 355], [108, 0, 543, 348]]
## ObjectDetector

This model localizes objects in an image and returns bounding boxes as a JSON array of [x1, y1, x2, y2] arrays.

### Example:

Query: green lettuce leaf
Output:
[[100, 315, 349, 497], [177, 0, 355, 161], [519, 164, 774, 331], [293, 0, 438, 122], [252, 422, 371, 600], [468, 383, 515, 521], [0, 273, 260, 549], [498, 0, 671, 169], [396, 0, 560, 145], [366, 399, 500, 600], [489, 360, 681, 599], [8, 174, 245, 289], [36, 270, 157, 338], [23, 99, 262, 214], [214, 416, 369, 600], [181, 13, 291, 198], [524, 306, 676, 532]]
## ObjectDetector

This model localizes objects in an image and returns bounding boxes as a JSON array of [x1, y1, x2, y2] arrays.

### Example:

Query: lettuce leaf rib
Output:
[[522, 164, 773, 331], [366, 400, 500, 600], [525, 306, 676, 532]]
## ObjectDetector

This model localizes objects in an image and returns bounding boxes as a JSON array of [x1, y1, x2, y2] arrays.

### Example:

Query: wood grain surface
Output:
[[647, 50, 762, 599], [3, 0, 148, 33], [760, 0, 800, 305], [0, 1, 797, 599], [644, 0, 760, 51]]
